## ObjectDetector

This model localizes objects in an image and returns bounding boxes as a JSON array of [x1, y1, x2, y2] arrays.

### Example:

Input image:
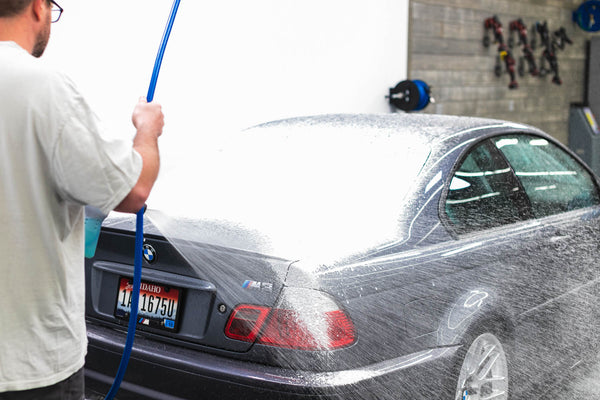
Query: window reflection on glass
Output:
[[492, 135, 600, 218], [445, 141, 523, 235]]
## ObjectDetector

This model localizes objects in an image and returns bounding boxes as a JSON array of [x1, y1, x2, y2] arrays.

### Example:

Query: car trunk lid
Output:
[[85, 215, 291, 352]]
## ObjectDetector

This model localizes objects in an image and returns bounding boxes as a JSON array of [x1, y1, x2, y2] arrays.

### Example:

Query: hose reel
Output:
[[387, 79, 433, 112]]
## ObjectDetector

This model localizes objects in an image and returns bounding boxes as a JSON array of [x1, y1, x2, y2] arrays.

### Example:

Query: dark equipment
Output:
[[387, 80, 433, 112], [530, 24, 537, 51], [589, 37, 600, 119], [554, 27, 573, 50], [509, 19, 539, 77], [569, 37, 600, 176], [484, 16, 518, 89], [536, 21, 572, 85], [569, 106, 600, 175]]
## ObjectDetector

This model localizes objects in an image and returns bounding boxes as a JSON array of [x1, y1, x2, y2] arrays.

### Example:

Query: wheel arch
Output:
[[438, 288, 516, 400], [437, 287, 516, 348]]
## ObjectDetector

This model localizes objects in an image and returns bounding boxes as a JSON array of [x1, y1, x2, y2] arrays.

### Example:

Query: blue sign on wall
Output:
[[574, 1, 600, 32]]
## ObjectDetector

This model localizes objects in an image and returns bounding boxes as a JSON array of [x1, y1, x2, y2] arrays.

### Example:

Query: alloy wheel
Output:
[[455, 332, 509, 400]]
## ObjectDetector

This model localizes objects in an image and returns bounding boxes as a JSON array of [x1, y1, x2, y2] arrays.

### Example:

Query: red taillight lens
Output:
[[258, 309, 355, 350], [224, 304, 270, 342], [225, 289, 356, 350]]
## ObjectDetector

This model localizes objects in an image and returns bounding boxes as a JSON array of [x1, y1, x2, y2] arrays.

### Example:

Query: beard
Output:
[[32, 20, 51, 58]]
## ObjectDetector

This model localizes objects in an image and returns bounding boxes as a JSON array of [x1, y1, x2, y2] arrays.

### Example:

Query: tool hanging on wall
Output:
[[553, 27, 573, 50], [387, 80, 433, 112], [483, 16, 518, 89], [530, 24, 537, 51], [536, 21, 571, 85], [509, 19, 539, 77]]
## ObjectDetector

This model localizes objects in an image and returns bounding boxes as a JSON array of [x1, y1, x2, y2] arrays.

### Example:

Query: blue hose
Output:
[[104, 1, 181, 398], [147, 0, 182, 103], [103, 207, 144, 400]]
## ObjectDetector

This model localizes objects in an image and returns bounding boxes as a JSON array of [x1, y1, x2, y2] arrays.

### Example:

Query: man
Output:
[[0, 0, 165, 398]]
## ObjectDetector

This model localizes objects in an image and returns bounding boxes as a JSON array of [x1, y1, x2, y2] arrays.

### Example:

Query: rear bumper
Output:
[[85, 322, 460, 400]]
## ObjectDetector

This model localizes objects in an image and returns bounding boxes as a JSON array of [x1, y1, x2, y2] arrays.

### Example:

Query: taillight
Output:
[[257, 308, 354, 350], [224, 288, 355, 350], [224, 304, 270, 342]]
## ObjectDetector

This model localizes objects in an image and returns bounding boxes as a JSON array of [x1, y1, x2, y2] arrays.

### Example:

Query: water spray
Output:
[[83, 1, 181, 398]]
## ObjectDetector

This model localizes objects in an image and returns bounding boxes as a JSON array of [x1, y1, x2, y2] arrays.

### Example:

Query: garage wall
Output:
[[46, 0, 409, 139], [409, 0, 597, 143]]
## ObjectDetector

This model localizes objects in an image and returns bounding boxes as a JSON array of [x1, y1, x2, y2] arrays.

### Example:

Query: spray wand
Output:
[[84, 1, 182, 399]]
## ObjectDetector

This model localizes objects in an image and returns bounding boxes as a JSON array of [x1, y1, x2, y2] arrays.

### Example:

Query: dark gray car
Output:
[[84, 114, 600, 399]]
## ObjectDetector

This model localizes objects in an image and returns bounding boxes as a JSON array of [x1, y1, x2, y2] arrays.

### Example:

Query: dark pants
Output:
[[0, 368, 84, 400]]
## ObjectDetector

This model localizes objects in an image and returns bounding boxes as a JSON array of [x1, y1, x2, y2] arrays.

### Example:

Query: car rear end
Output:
[[84, 222, 369, 399], [84, 224, 460, 400]]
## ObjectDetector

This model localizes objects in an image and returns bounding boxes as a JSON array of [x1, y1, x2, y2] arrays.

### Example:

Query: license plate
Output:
[[115, 277, 182, 332]]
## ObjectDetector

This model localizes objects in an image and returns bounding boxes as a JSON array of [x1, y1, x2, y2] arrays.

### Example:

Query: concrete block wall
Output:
[[409, 0, 597, 143]]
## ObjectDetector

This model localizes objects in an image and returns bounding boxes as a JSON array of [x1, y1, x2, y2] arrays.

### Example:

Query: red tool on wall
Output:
[[509, 18, 539, 77], [483, 16, 518, 89]]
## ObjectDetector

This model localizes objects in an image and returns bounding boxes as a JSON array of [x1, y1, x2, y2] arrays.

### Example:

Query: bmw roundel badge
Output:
[[143, 243, 157, 263]]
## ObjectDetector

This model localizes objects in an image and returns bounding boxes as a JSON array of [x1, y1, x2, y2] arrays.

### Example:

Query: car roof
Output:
[[248, 113, 531, 146], [108, 113, 545, 265]]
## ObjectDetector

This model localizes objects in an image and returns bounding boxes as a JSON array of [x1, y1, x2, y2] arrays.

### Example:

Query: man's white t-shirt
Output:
[[0, 41, 143, 392]]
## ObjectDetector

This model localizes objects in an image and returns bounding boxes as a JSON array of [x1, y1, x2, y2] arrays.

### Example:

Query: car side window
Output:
[[445, 140, 525, 235], [492, 134, 600, 218]]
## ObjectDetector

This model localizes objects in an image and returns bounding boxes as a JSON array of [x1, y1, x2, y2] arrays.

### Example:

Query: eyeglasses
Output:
[[50, 0, 63, 23]]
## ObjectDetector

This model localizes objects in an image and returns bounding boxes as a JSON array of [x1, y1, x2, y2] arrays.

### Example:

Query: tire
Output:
[[454, 332, 509, 400]]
